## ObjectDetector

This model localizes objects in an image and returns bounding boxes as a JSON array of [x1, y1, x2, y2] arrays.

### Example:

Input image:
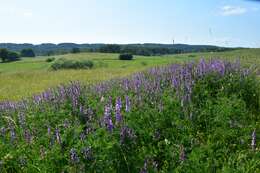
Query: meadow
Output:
[[0, 57, 259, 172], [0, 48, 260, 101], [0, 49, 259, 172]]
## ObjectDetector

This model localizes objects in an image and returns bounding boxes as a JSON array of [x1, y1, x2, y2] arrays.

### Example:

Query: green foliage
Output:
[[51, 58, 94, 70], [0, 48, 9, 62], [119, 53, 133, 60], [0, 60, 259, 172], [20, 49, 35, 57], [99, 44, 121, 53], [71, 48, 81, 54], [0, 43, 234, 56], [7, 52, 20, 62], [0, 48, 20, 62], [45, 57, 55, 62]]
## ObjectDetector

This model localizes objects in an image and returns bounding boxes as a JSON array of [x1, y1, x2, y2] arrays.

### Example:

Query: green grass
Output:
[[0, 49, 259, 101]]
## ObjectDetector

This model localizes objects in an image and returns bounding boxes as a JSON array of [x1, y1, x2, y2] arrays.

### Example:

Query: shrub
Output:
[[7, 52, 20, 62], [141, 61, 148, 66], [46, 57, 55, 62], [119, 53, 133, 60], [188, 54, 196, 58], [51, 59, 94, 70]]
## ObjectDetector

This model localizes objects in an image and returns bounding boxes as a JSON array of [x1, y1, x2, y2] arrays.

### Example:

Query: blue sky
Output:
[[0, 0, 259, 47]]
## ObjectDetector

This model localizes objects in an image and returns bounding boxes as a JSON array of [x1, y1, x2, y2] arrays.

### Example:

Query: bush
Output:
[[46, 57, 55, 62], [51, 59, 94, 70], [119, 53, 133, 60], [7, 52, 20, 62]]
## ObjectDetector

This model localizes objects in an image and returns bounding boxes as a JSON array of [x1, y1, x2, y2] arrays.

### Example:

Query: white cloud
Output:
[[220, 5, 247, 16]]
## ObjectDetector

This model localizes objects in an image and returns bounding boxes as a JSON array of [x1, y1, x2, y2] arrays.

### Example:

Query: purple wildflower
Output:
[[24, 129, 31, 143], [55, 128, 61, 144], [47, 126, 51, 136], [70, 148, 80, 164], [80, 132, 86, 141], [18, 112, 26, 127], [108, 118, 114, 132], [115, 97, 123, 124], [251, 129, 256, 150], [103, 104, 114, 132], [63, 120, 70, 129], [120, 126, 136, 144], [140, 159, 148, 173], [172, 76, 180, 89], [10, 126, 16, 143], [125, 96, 130, 112], [81, 147, 92, 160], [179, 145, 186, 162], [19, 157, 27, 167]]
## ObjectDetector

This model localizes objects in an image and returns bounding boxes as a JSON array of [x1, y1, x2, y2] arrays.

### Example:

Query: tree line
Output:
[[0, 43, 236, 57], [0, 48, 35, 63]]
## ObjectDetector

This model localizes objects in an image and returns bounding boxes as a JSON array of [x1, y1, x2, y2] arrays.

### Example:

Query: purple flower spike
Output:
[[10, 128, 16, 143], [120, 126, 136, 144], [251, 129, 256, 150], [108, 118, 114, 132], [70, 148, 80, 164], [18, 112, 26, 128], [179, 145, 186, 162], [103, 104, 114, 132], [140, 159, 148, 173], [115, 97, 123, 124], [55, 128, 61, 144], [47, 126, 51, 136], [81, 147, 92, 160], [24, 129, 31, 143], [125, 96, 130, 112]]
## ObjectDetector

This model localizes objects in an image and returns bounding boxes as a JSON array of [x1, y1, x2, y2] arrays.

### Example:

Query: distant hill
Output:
[[0, 43, 235, 56]]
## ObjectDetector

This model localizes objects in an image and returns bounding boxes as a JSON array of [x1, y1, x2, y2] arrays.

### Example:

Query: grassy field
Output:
[[0, 49, 259, 101], [0, 50, 259, 172]]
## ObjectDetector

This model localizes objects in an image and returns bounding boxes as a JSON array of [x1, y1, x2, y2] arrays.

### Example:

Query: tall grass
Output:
[[0, 59, 259, 172]]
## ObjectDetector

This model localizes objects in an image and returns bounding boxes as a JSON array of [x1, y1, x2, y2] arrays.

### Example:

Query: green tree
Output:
[[71, 47, 81, 54], [0, 48, 9, 62], [7, 52, 20, 61], [20, 48, 36, 57], [99, 44, 121, 53]]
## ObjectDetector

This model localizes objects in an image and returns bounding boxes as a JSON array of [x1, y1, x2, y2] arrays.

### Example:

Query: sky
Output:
[[0, 0, 259, 47]]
